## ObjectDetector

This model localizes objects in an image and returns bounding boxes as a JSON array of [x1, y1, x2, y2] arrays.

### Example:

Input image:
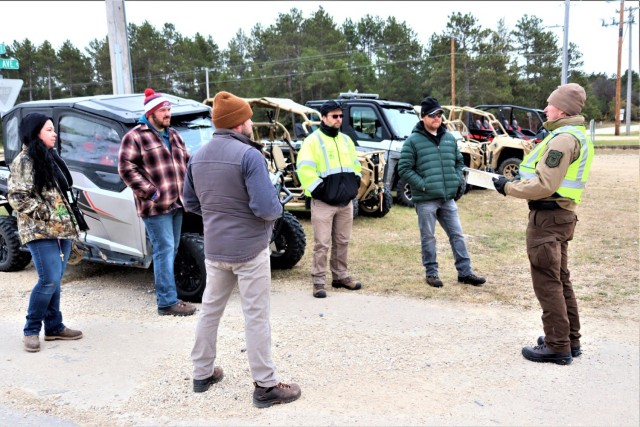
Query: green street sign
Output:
[[0, 58, 19, 70], [0, 43, 6, 55]]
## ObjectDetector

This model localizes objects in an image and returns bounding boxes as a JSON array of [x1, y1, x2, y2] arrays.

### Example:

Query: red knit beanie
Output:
[[144, 88, 171, 117]]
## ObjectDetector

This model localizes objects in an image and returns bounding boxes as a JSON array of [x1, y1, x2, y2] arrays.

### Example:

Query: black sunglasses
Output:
[[330, 114, 344, 119], [427, 111, 443, 118]]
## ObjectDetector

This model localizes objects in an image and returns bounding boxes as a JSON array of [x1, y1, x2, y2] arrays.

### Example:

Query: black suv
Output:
[[0, 93, 306, 302]]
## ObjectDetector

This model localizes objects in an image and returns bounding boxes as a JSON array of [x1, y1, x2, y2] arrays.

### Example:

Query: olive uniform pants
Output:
[[526, 208, 580, 353]]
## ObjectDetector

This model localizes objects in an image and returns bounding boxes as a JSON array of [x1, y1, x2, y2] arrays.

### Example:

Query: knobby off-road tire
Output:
[[359, 187, 392, 218], [174, 233, 206, 303], [0, 216, 32, 272], [498, 157, 521, 180], [396, 178, 414, 208], [270, 211, 306, 269]]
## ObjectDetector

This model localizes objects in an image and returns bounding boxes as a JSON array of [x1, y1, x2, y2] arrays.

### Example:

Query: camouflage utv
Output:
[[204, 97, 391, 218], [442, 105, 536, 179]]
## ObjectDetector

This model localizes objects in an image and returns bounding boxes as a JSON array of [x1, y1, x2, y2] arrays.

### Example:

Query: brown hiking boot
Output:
[[253, 382, 301, 408], [193, 367, 224, 393], [44, 327, 83, 341], [158, 300, 196, 316], [331, 276, 362, 291], [24, 335, 40, 352], [313, 283, 326, 298]]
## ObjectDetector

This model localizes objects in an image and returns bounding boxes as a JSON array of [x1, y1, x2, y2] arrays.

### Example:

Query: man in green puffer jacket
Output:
[[398, 96, 485, 288]]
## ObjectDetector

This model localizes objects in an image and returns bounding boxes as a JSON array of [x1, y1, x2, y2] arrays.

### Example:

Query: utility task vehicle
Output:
[[305, 92, 419, 207], [474, 104, 548, 142], [442, 105, 536, 180], [204, 96, 391, 218], [0, 93, 306, 303]]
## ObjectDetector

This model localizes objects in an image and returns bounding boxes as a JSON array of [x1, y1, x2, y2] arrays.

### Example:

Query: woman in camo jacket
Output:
[[8, 113, 83, 353]]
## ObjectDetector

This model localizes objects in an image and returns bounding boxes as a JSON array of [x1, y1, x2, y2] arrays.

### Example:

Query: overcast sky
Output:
[[2, 1, 638, 77]]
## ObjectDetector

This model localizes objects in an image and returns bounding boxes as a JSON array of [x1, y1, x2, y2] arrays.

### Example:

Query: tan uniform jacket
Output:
[[505, 116, 585, 211]]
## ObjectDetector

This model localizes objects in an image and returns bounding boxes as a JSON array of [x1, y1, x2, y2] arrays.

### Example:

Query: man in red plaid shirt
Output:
[[118, 88, 196, 316]]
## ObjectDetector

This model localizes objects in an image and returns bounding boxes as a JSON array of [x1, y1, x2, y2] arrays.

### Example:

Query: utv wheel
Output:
[[174, 233, 206, 303], [396, 178, 414, 207], [0, 216, 32, 272], [270, 211, 306, 269], [498, 157, 521, 180], [352, 198, 359, 218], [359, 187, 392, 218]]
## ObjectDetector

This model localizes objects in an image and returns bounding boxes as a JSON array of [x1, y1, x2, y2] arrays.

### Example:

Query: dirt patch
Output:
[[0, 153, 638, 426]]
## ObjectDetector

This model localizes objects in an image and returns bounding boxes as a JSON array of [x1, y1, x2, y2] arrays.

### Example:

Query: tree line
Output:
[[2, 6, 638, 121]]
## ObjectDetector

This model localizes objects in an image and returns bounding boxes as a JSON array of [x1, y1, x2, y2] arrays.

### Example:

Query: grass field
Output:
[[272, 151, 639, 320]]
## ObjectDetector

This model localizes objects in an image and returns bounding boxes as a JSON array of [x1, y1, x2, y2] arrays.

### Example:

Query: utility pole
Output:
[[450, 35, 456, 107], [561, 0, 570, 85], [105, 0, 133, 94], [624, 7, 637, 135], [603, 1, 638, 136]]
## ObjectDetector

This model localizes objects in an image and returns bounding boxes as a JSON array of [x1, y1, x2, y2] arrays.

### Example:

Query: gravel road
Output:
[[0, 260, 638, 426]]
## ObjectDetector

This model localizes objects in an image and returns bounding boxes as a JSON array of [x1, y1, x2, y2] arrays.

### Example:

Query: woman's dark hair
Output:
[[19, 113, 57, 194]]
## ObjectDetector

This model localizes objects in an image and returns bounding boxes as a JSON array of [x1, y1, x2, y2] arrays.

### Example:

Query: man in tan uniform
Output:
[[493, 83, 594, 365]]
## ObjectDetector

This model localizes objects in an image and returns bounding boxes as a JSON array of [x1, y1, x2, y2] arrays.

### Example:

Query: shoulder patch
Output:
[[545, 150, 563, 168]]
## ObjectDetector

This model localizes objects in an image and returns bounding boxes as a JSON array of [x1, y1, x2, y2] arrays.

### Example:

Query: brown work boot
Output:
[[193, 367, 224, 393], [313, 283, 326, 298], [253, 382, 301, 408], [23, 335, 40, 352], [331, 276, 362, 291], [44, 327, 83, 341], [158, 300, 196, 316]]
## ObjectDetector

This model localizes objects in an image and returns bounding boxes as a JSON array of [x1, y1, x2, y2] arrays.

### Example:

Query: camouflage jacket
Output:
[[7, 148, 79, 245]]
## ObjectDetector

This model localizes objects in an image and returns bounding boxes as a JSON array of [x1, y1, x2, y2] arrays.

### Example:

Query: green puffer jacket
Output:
[[397, 122, 464, 203]]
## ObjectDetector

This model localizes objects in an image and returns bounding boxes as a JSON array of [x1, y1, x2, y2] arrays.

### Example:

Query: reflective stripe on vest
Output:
[[310, 132, 358, 177], [518, 125, 593, 204]]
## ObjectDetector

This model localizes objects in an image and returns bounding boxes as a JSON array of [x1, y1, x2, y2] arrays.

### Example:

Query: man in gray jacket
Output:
[[398, 96, 485, 288], [183, 91, 301, 408]]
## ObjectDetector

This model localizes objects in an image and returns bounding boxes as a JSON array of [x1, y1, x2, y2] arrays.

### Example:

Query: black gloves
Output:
[[492, 176, 509, 196]]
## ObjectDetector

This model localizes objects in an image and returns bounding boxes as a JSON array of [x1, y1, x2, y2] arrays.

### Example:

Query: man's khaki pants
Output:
[[191, 247, 279, 387], [310, 199, 354, 285]]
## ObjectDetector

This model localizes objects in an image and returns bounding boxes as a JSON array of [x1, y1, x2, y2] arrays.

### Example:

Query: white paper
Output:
[[464, 167, 502, 190]]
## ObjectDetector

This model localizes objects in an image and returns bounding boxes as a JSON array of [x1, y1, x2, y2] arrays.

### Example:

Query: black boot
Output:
[[522, 344, 572, 365]]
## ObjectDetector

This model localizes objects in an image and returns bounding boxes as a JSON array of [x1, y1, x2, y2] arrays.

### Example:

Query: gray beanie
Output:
[[547, 83, 586, 116]]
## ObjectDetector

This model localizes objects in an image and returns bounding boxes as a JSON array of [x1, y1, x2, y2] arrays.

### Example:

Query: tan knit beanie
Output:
[[211, 91, 253, 129], [547, 83, 586, 116]]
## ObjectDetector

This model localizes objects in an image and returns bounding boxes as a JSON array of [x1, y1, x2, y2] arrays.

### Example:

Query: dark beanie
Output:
[[320, 100, 342, 116], [19, 113, 51, 145], [420, 96, 443, 117], [547, 83, 586, 116], [212, 91, 253, 129]]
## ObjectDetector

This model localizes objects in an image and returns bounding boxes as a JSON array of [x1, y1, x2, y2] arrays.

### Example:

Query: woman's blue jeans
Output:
[[415, 199, 473, 277], [24, 238, 72, 336], [142, 209, 182, 309]]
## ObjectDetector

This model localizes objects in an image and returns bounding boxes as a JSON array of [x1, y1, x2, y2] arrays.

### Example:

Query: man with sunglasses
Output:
[[398, 96, 485, 288], [297, 100, 363, 298]]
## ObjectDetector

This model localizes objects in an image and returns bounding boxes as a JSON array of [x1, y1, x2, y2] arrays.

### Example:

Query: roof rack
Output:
[[338, 92, 379, 100]]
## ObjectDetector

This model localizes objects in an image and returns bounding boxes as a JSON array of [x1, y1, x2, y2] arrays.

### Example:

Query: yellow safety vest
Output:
[[519, 125, 593, 204], [296, 131, 361, 196]]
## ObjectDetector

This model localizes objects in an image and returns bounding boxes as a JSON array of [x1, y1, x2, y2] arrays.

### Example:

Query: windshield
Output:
[[382, 107, 419, 139], [174, 116, 215, 154]]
